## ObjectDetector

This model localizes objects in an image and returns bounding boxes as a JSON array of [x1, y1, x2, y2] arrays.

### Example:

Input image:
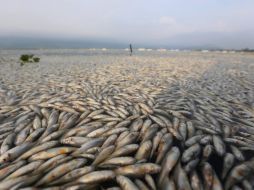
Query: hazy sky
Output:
[[0, 0, 254, 48]]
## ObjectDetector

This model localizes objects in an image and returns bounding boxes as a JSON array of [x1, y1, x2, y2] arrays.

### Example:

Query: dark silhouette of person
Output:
[[129, 44, 133, 56]]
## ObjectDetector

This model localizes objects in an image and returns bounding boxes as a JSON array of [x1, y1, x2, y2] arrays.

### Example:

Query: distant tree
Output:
[[241, 48, 254, 52], [19, 54, 40, 66], [33, 57, 40, 62], [20, 54, 31, 62]]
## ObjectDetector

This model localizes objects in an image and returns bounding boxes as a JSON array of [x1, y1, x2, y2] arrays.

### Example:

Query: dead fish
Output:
[[36, 158, 86, 186], [25, 128, 45, 142], [6, 160, 43, 179], [100, 157, 135, 167], [173, 163, 192, 190], [41, 129, 66, 143], [149, 115, 166, 127], [135, 179, 150, 190], [60, 136, 92, 147], [200, 135, 212, 145], [116, 131, 130, 144], [202, 144, 213, 162], [130, 118, 143, 131], [41, 108, 50, 120], [241, 180, 253, 190], [32, 116, 41, 130], [156, 133, 173, 164], [231, 185, 243, 190], [213, 135, 226, 156], [116, 175, 139, 190], [160, 176, 176, 190], [87, 126, 110, 138], [47, 110, 59, 127], [140, 119, 153, 135], [150, 131, 163, 159], [225, 137, 251, 147], [110, 144, 139, 158], [222, 153, 235, 179], [167, 126, 183, 140], [18, 140, 59, 160], [1, 52, 254, 190], [1, 133, 16, 154], [15, 126, 30, 145], [145, 174, 157, 190], [34, 154, 69, 174], [74, 153, 95, 160], [115, 120, 131, 129], [116, 132, 138, 148], [182, 143, 201, 163], [186, 121, 195, 139], [86, 146, 100, 154], [212, 169, 223, 190], [77, 170, 115, 184], [158, 146, 180, 187], [135, 140, 152, 160], [0, 175, 39, 189], [141, 126, 158, 143], [101, 134, 118, 149], [0, 160, 26, 181], [72, 138, 104, 156], [230, 145, 245, 161], [49, 166, 94, 185], [103, 127, 128, 137], [92, 145, 115, 166], [157, 115, 173, 128], [194, 125, 218, 135], [29, 147, 76, 161], [202, 162, 214, 190], [173, 117, 180, 129], [61, 114, 79, 129], [184, 158, 199, 174], [225, 164, 251, 190], [39, 124, 59, 140], [115, 163, 161, 177], [0, 142, 34, 164], [185, 135, 204, 147], [139, 102, 153, 114], [190, 171, 203, 190], [179, 121, 187, 141]]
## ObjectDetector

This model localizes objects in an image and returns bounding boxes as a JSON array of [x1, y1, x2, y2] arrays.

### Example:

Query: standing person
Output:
[[129, 44, 133, 56]]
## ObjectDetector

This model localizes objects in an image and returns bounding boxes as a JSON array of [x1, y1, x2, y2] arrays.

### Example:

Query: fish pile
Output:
[[0, 50, 254, 189]]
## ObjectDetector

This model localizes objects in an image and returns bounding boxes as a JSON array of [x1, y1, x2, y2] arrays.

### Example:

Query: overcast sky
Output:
[[0, 0, 254, 48]]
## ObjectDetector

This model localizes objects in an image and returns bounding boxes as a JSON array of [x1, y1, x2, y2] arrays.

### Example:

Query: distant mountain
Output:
[[159, 31, 254, 50], [0, 31, 253, 50], [0, 36, 126, 49]]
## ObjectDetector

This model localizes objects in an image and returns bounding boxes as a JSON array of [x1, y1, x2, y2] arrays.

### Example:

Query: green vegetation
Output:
[[33, 57, 40, 62], [241, 48, 254, 52], [19, 54, 40, 66]]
